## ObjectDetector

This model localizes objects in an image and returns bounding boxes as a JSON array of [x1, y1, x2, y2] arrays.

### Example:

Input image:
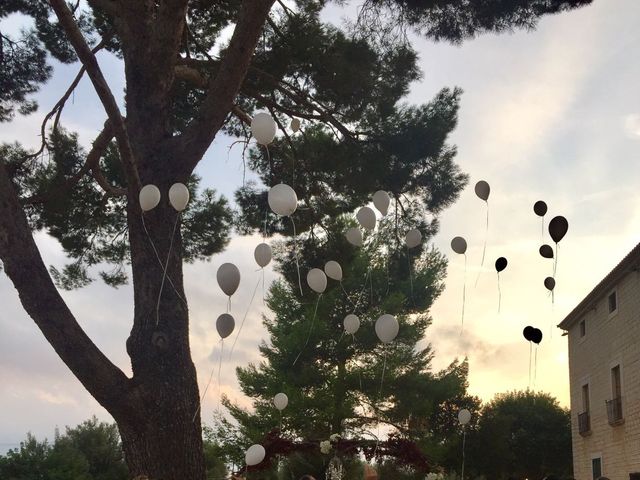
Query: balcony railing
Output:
[[578, 411, 591, 436], [606, 396, 624, 425]]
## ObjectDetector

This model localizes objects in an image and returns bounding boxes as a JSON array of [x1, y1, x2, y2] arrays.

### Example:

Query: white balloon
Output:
[[405, 229, 422, 249], [268, 184, 298, 217], [245, 444, 266, 466], [251, 112, 277, 145], [307, 268, 327, 294], [324, 261, 342, 281], [345, 227, 363, 247], [290, 118, 301, 132], [343, 314, 360, 335], [254, 243, 272, 268], [273, 392, 288, 411], [168, 183, 190, 212], [375, 314, 399, 343], [216, 263, 240, 297], [139, 184, 161, 212], [356, 206, 376, 231], [216, 313, 235, 339], [458, 408, 471, 425], [372, 190, 390, 216]]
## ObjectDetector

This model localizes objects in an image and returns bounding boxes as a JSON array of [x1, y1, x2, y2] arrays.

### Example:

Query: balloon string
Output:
[[216, 340, 224, 413], [528, 342, 532, 389], [293, 294, 322, 366], [229, 275, 262, 360], [461, 429, 467, 480], [155, 214, 180, 325], [353, 268, 372, 313], [534, 345, 538, 390], [541, 217, 545, 241], [554, 242, 560, 279], [141, 213, 187, 308], [378, 345, 388, 401], [461, 254, 467, 335], [497, 272, 502, 313], [290, 217, 303, 296], [407, 246, 415, 305], [193, 339, 222, 423], [475, 200, 489, 287], [340, 281, 356, 308]]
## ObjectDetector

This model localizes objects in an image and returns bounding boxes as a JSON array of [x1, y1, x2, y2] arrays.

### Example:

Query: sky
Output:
[[2, 0, 640, 452]]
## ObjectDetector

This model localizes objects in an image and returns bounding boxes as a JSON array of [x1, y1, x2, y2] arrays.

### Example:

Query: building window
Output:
[[579, 383, 591, 435], [608, 291, 617, 314], [592, 457, 602, 480], [580, 319, 586, 337], [607, 365, 623, 425]]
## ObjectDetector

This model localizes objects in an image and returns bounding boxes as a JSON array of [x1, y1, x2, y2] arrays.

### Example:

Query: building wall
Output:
[[567, 269, 640, 480]]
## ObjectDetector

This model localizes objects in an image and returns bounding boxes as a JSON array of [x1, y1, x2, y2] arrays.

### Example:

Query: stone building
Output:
[[559, 243, 640, 480]]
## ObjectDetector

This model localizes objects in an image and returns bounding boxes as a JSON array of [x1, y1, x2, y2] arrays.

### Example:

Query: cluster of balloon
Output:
[[523, 326, 543, 388], [474, 180, 490, 287], [292, 268, 327, 366], [228, 244, 273, 364], [451, 236, 468, 331], [245, 444, 266, 467], [548, 215, 569, 278], [533, 200, 548, 239], [457, 408, 471, 479], [495, 257, 508, 312], [139, 183, 190, 325], [268, 183, 303, 295]]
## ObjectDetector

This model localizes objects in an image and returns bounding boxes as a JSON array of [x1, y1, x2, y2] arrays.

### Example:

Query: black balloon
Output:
[[523, 326, 535, 342], [495, 257, 508, 273], [549, 216, 569, 243], [539, 244, 554, 259], [534, 201, 548, 217], [531, 328, 543, 345], [544, 276, 556, 291]]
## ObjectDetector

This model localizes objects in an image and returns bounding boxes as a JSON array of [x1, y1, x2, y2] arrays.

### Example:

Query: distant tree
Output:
[[0, 417, 127, 480], [0, 434, 51, 480], [0, 1, 591, 478], [467, 390, 572, 480]]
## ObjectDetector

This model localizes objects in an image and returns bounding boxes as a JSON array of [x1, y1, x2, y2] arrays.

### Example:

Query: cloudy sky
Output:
[[2, 0, 640, 452]]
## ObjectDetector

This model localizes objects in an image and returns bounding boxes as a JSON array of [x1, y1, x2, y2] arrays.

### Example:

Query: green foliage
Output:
[[466, 390, 572, 480], [0, 417, 127, 480], [212, 207, 479, 478], [3, 129, 233, 289], [0, 0, 91, 121]]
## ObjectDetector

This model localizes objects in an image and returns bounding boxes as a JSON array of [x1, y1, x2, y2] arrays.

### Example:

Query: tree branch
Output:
[[0, 162, 134, 418], [48, 0, 140, 191], [24, 120, 125, 205], [175, 0, 276, 174]]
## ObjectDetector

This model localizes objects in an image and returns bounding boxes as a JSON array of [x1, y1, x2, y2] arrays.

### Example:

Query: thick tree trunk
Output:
[[118, 141, 205, 479]]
